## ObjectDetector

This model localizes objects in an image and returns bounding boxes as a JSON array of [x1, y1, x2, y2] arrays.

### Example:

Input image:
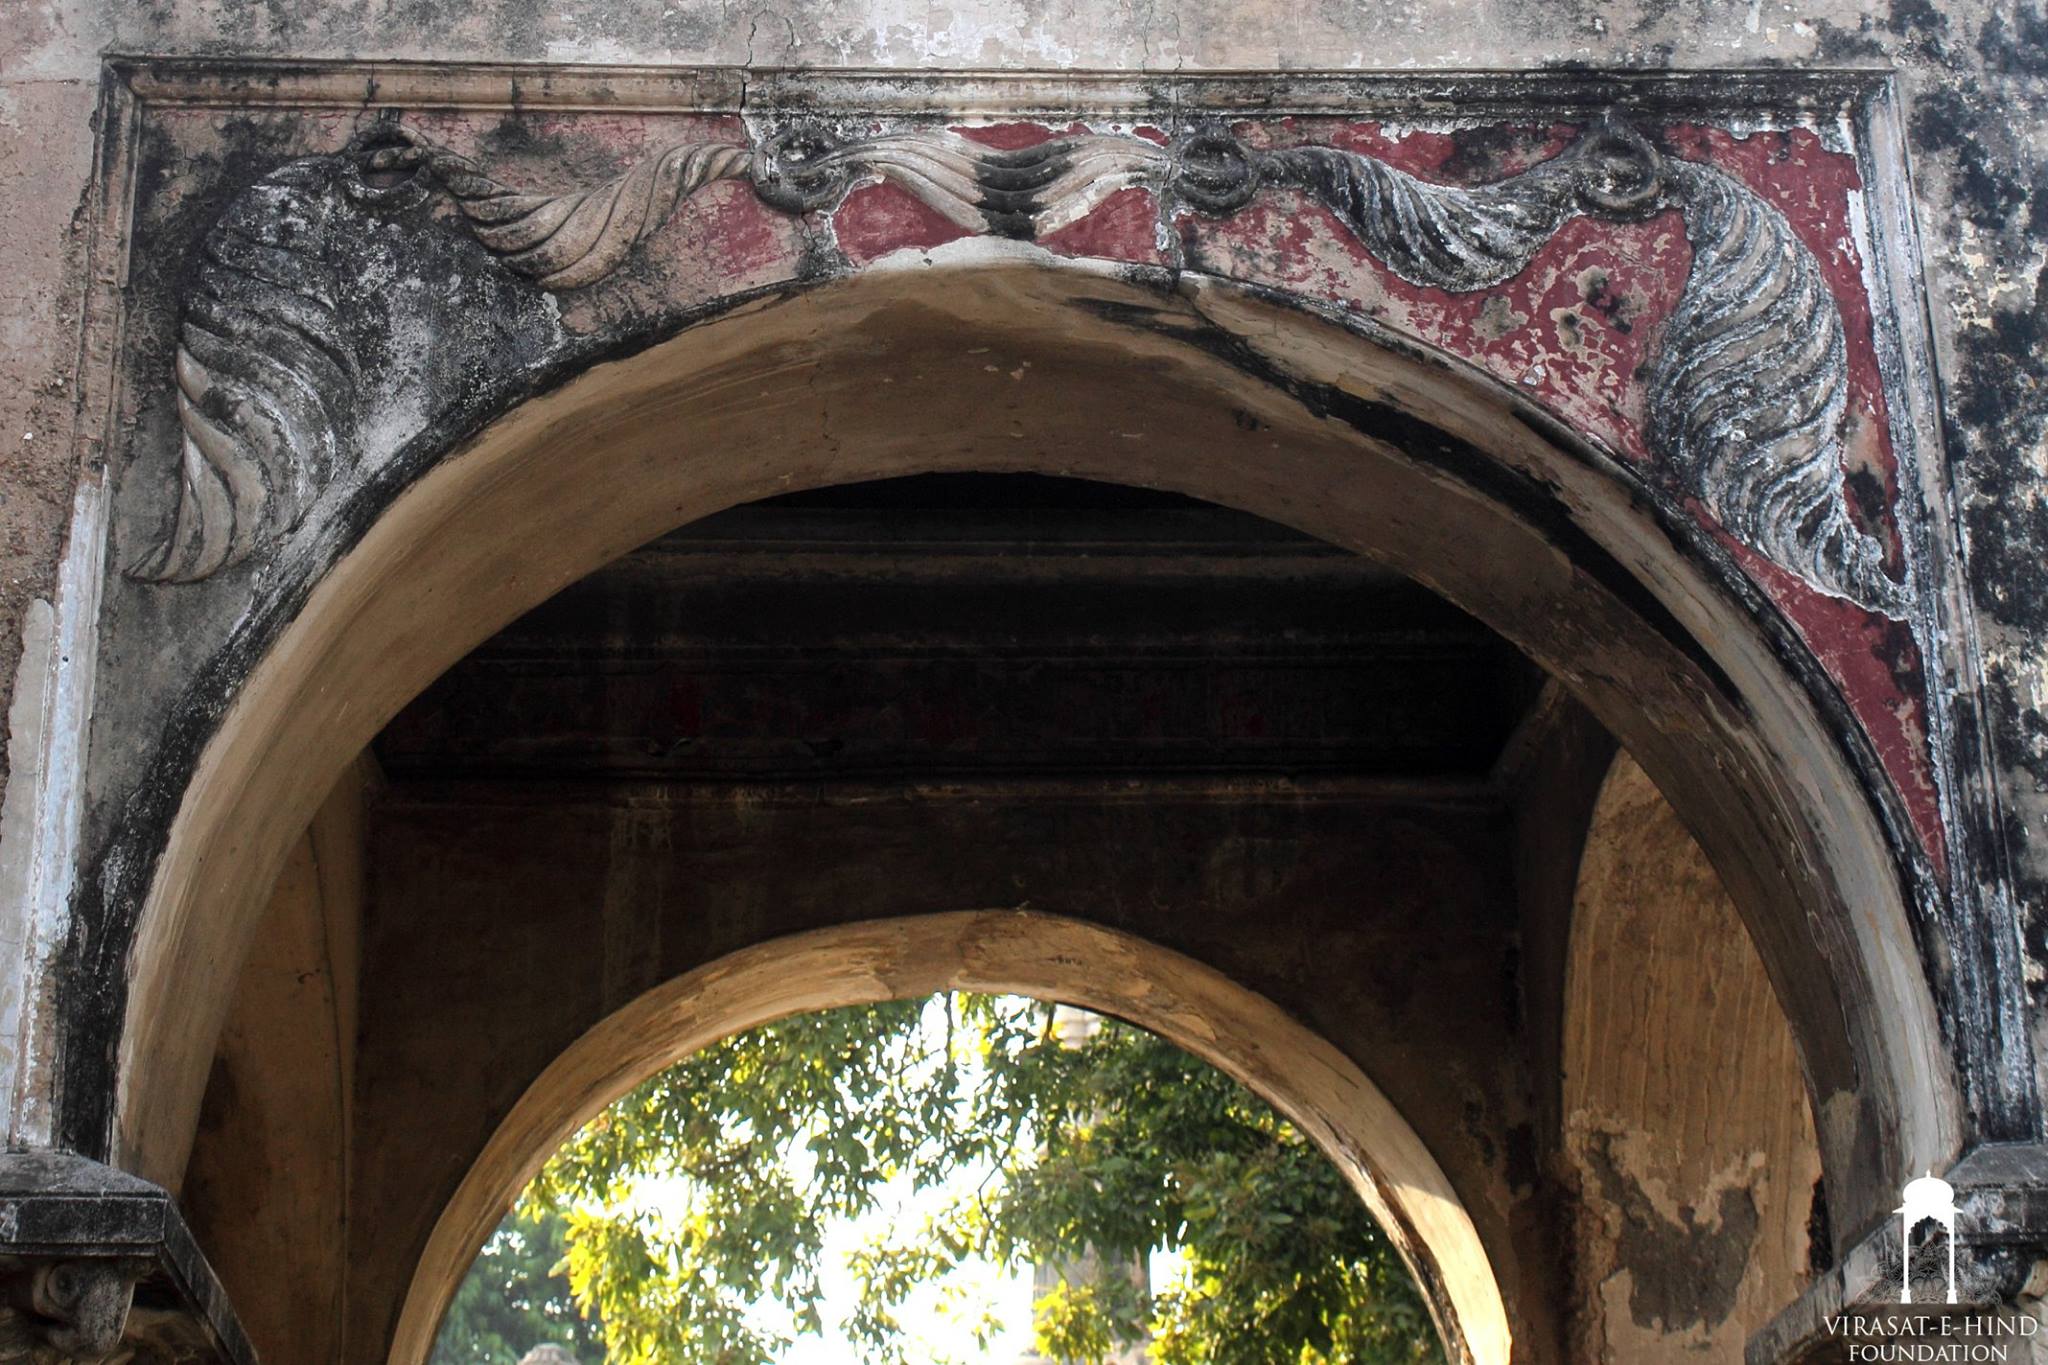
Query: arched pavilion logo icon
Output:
[[1898, 1173, 1959, 1305]]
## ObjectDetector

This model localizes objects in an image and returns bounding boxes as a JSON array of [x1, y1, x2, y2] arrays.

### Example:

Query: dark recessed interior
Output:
[[375, 474, 1546, 783]]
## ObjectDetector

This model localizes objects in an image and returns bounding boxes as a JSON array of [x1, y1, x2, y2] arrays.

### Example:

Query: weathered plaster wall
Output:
[[0, 3, 120, 1157], [0, 11, 99, 813], [1562, 754, 1821, 1362], [3, 0, 2032, 70]]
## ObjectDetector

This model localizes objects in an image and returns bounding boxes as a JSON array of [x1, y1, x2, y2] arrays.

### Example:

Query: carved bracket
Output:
[[129, 111, 1907, 617], [0, 1155, 253, 1365], [0, 1258, 145, 1363]]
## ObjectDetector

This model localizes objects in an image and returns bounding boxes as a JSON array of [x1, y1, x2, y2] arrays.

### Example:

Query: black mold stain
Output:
[[1806, 1176, 1834, 1276], [1807, 21, 1890, 66], [1880, 0, 2048, 1058], [1910, 86, 2039, 231], [1583, 1130, 1759, 1333], [1977, 2, 2048, 74], [1439, 124, 1557, 184], [1885, 0, 1952, 49], [479, 114, 567, 160], [1506, 1122, 1541, 1194], [1844, 465, 1892, 541], [1579, 266, 1635, 334]]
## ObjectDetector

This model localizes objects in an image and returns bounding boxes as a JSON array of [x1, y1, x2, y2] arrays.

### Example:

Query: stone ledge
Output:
[[0, 1151, 255, 1364], [1747, 1143, 2048, 1364], [108, 56, 1895, 120]]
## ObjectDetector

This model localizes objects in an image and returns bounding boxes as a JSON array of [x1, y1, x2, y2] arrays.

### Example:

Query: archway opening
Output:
[[379, 915, 1505, 1365], [428, 986, 1450, 1365], [124, 258, 1941, 1362]]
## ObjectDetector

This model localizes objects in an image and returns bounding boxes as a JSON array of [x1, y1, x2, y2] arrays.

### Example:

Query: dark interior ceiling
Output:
[[374, 474, 1547, 784]]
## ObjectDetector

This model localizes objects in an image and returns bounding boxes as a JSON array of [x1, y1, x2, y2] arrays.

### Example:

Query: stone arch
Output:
[[384, 911, 1512, 1365], [93, 247, 1952, 1252]]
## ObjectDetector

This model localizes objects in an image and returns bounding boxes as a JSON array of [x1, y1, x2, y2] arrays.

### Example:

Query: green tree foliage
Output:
[[432, 1207, 605, 1365], [465, 994, 1443, 1365]]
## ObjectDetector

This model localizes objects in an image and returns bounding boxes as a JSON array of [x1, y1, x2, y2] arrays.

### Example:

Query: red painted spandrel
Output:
[[1038, 186, 1169, 265], [832, 180, 975, 266], [952, 121, 1095, 149], [1674, 125, 1938, 865], [666, 179, 797, 282], [1721, 532, 1945, 866], [1177, 154, 1690, 464], [1169, 117, 1938, 864]]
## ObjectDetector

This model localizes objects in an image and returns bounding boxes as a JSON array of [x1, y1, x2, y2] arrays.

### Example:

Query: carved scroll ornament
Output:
[[0, 1259, 139, 1364], [131, 113, 1906, 616], [0, 1258, 229, 1364]]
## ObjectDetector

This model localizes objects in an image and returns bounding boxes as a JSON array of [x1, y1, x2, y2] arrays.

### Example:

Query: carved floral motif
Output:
[[130, 114, 1906, 616]]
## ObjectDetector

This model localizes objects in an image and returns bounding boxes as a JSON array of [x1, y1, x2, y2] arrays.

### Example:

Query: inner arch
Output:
[[389, 913, 1505, 1365]]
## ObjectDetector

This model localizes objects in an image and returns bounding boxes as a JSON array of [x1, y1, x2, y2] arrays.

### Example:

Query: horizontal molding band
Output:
[[111, 56, 1891, 119]]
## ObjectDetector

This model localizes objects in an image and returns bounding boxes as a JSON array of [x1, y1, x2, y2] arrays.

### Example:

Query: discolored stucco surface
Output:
[[1563, 754, 1820, 1362], [179, 765, 366, 1365], [0, 14, 100, 808]]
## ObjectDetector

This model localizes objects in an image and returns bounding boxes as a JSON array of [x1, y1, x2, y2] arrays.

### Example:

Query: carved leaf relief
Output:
[[130, 115, 1908, 618], [364, 134, 754, 290], [131, 160, 359, 584], [1649, 162, 1904, 616], [1257, 115, 1666, 292]]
